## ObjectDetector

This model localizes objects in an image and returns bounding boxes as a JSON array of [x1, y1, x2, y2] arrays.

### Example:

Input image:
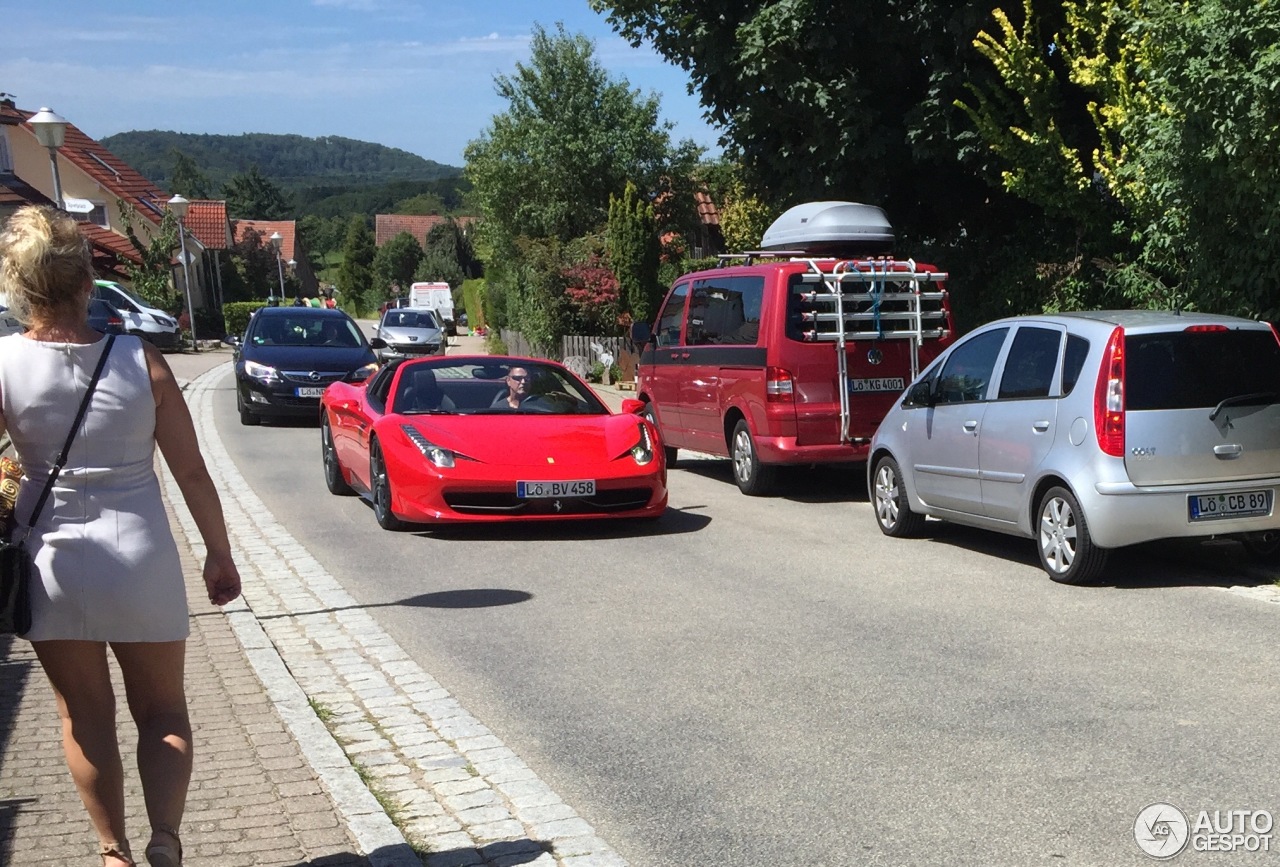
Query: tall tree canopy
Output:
[[222, 164, 292, 220], [464, 22, 700, 245]]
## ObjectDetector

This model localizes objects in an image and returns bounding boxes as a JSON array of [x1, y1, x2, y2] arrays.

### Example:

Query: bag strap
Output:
[[24, 334, 116, 531]]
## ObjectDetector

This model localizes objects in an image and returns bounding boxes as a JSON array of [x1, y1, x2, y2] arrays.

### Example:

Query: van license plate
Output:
[[849, 377, 905, 393], [295, 387, 326, 398], [1188, 490, 1272, 521], [518, 480, 595, 499]]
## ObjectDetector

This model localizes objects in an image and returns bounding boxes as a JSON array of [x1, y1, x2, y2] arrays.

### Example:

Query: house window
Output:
[[0, 128, 13, 174], [66, 197, 109, 228]]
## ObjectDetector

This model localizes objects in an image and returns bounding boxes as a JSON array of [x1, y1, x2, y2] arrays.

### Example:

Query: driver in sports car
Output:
[[490, 366, 531, 409]]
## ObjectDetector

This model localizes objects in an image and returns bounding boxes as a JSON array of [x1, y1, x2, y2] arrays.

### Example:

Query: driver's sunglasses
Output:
[[508, 374, 529, 381]]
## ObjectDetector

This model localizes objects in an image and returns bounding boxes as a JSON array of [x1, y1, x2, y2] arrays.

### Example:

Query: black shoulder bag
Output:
[[0, 334, 115, 636]]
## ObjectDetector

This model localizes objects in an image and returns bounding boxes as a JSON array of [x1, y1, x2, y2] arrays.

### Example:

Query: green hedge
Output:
[[223, 301, 270, 337]]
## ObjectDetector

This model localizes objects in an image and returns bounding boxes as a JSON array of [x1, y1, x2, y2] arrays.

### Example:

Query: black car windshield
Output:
[[382, 310, 437, 329], [252, 315, 363, 348], [393, 359, 608, 415]]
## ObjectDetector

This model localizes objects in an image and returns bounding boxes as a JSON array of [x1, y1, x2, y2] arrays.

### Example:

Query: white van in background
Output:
[[91, 280, 181, 349], [408, 282, 456, 336]]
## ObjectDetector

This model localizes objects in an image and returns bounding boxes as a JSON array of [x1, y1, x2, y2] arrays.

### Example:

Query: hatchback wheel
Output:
[[642, 404, 678, 466], [730, 419, 776, 496], [872, 456, 926, 537], [321, 415, 353, 496], [237, 390, 260, 426], [1037, 486, 1108, 584], [370, 441, 407, 531]]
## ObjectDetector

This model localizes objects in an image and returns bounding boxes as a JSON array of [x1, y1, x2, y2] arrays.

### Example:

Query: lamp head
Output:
[[167, 194, 190, 220], [269, 231, 283, 251], [28, 107, 68, 149]]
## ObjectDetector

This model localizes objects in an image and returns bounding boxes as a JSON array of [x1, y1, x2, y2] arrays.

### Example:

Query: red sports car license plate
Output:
[[517, 480, 596, 498]]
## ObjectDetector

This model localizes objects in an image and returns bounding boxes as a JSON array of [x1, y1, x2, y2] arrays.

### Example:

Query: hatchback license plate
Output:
[[1188, 489, 1273, 521], [295, 386, 326, 398], [849, 377, 905, 393], [518, 480, 596, 499]]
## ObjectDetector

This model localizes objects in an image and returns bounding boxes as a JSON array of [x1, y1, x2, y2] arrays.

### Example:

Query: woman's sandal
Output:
[[144, 825, 182, 867], [99, 841, 135, 866]]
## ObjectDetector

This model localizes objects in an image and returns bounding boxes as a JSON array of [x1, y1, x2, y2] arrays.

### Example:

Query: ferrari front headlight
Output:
[[401, 424, 455, 468], [630, 422, 654, 466]]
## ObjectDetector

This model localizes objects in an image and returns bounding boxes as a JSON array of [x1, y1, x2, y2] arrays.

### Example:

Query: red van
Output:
[[630, 202, 955, 495]]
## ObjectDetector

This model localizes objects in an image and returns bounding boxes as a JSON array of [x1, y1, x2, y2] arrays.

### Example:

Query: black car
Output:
[[230, 306, 378, 426], [87, 298, 127, 335]]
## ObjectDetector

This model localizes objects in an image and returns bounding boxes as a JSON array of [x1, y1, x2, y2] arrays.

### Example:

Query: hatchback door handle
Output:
[[1032, 421, 1050, 432], [963, 420, 979, 434], [1214, 443, 1243, 458]]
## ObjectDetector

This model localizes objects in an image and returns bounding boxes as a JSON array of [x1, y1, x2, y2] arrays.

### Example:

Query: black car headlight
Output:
[[244, 360, 281, 385]]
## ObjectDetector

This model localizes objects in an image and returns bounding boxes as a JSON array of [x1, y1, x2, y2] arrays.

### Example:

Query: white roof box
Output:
[[759, 201, 895, 255]]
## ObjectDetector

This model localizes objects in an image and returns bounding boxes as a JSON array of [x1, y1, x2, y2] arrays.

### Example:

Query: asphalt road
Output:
[[209, 362, 1280, 867]]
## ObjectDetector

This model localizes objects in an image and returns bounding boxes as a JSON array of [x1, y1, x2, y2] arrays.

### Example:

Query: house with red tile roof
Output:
[[375, 213, 478, 248], [232, 219, 319, 297], [0, 95, 214, 312]]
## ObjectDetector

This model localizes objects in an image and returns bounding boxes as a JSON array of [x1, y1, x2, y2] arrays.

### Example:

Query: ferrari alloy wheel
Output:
[[321, 415, 353, 496], [370, 441, 407, 531], [872, 456, 925, 538], [1037, 486, 1108, 584], [642, 403, 678, 466], [730, 419, 775, 496]]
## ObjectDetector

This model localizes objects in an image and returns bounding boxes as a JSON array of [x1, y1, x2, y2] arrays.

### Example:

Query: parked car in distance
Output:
[[319, 355, 668, 529], [87, 298, 127, 335], [631, 201, 954, 496], [372, 307, 446, 360], [91, 280, 180, 348], [869, 310, 1280, 584], [229, 306, 378, 426], [0, 305, 23, 338]]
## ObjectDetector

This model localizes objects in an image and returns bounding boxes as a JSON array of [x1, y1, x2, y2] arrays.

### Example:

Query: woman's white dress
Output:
[[0, 333, 187, 642]]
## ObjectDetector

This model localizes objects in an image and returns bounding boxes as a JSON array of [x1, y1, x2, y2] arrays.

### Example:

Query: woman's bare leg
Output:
[[112, 640, 191, 847], [32, 640, 132, 864]]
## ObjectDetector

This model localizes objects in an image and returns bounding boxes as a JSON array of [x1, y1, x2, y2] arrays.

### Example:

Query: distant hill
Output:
[[100, 131, 462, 191]]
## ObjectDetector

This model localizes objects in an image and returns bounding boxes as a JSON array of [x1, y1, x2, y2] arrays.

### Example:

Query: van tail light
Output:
[[1094, 326, 1125, 457], [766, 366, 795, 403]]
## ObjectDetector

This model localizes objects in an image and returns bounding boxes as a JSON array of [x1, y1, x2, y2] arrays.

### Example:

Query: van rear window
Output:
[[1125, 330, 1280, 410]]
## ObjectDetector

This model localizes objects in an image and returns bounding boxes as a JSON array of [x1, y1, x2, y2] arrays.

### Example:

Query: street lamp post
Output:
[[28, 107, 68, 208], [270, 232, 285, 305], [167, 194, 199, 352]]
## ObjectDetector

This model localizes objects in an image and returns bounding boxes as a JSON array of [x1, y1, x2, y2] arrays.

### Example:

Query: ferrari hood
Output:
[[403, 414, 646, 466]]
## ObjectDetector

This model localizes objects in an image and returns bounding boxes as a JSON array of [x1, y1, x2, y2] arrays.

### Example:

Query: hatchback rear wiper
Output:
[[1209, 392, 1278, 422]]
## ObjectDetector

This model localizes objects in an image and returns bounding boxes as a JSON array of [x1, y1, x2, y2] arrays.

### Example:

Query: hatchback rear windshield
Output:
[[1125, 329, 1280, 410]]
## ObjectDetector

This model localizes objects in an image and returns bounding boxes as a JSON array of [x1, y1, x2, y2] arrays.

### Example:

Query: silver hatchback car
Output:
[[868, 310, 1280, 583], [372, 307, 446, 360]]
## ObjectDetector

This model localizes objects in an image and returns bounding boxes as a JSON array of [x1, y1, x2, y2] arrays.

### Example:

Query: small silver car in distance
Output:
[[372, 307, 446, 360], [868, 311, 1280, 584]]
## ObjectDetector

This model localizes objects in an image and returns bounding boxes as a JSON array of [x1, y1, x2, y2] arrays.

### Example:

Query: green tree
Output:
[[336, 217, 376, 311], [464, 22, 699, 244], [606, 181, 660, 323], [118, 202, 181, 311], [394, 193, 447, 215], [224, 227, 280, 302], [222, 164, 292, 220], [170, 149, 212, 199], [372, 231, 424, 294]]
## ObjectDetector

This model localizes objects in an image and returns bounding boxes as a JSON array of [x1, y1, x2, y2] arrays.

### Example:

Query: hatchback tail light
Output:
[[1184, 324, 1228, 332], [766, 366, 795, 403], [107, 315, 124, 327], [1094, 326, 1125, 457], [1269, 322, 1280, 347]]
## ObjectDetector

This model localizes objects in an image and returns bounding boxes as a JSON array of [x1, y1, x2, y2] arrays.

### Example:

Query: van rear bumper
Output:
[[1084, 477, 1280, 548], [755, 435, 869, 465]]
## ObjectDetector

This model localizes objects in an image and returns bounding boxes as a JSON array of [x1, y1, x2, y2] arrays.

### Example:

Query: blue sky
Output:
[[1, 0, 721, 168]]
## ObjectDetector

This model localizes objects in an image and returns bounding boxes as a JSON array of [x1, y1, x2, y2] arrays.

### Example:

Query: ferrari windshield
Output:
[[393, 359, 609, 415]]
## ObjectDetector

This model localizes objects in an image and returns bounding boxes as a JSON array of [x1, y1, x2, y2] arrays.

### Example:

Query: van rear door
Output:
[[1124, 326, 1280, 485]]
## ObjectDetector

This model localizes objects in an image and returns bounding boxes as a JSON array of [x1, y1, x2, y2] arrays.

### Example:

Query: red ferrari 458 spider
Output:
[[319, 355, 668, 528]]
